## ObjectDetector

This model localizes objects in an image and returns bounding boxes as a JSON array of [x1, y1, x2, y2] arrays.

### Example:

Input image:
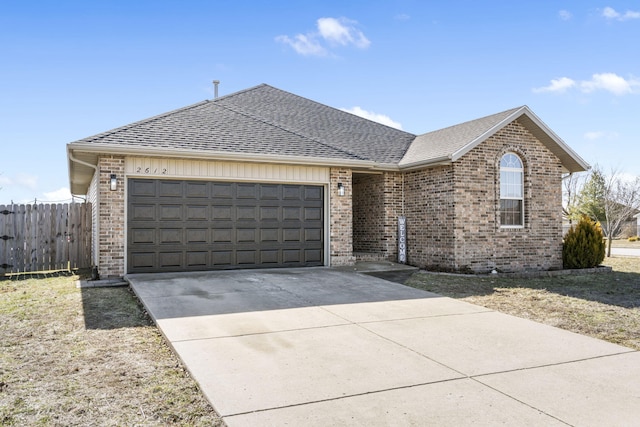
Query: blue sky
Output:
[[1, 1, 639, 204]]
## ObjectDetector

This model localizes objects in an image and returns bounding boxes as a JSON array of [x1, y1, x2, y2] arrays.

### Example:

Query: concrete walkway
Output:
[[126, 267, 640, 426]]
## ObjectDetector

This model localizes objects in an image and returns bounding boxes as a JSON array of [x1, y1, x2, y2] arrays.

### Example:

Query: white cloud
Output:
[[42, 187, 72, 202], [584, 131, 619, 141], [532, 77, 576, 93], [559, 10, 573, 21], [318, 17, 370, 48], [275, 34, 327, 56], [580, 73, 640, 95], [533, 73, 640, 96], [276, 17, 370, 57], [602, 6, 640, 21], [340, 106, 403, 129], [584, 131, 605, 140], [395, 13, 411, 21]]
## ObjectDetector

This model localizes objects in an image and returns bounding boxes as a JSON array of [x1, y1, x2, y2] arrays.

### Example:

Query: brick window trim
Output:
[[496, 147, 529, 231]]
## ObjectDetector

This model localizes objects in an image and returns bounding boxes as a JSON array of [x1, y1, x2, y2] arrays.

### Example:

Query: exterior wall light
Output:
[[110, 174, 117, 191], [337, 182, 345, 196]]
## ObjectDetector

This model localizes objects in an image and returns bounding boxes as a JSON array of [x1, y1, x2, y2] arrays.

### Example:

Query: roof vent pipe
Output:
[[213, 80, 220, 99]]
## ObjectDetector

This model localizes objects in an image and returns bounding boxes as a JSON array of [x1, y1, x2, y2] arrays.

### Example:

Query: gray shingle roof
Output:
[[70, 84, 416, 164], [68, 84, 589, 195], [399, 107, 522, 167]]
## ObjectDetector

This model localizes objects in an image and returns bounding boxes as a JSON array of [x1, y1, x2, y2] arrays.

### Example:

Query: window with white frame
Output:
[[499, 153, 524, 227]]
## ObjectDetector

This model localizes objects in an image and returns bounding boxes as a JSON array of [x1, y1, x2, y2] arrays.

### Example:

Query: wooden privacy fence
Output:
[[0, 203, 92, 274]]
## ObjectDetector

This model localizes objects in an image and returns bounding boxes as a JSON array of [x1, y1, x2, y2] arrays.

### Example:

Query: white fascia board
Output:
[[67, 143, 378, 169], [397, 156, 453, 171], [519, 106, 591, 171]]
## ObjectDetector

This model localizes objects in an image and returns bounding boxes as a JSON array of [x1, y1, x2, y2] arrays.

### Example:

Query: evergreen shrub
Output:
[[563, 215, 605, 269]]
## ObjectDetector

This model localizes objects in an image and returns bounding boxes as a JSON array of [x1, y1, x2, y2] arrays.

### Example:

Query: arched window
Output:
[[500, 153, 524, 227]]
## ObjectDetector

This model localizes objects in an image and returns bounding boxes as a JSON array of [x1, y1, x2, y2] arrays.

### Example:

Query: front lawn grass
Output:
[[405, 256, 640, 350], [0, 274, 223, 426]]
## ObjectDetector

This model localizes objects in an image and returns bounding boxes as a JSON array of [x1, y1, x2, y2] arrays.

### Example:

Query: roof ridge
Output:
[[210, 83, 270, 103], [219, 84, 418, 162], [417, 106, 524, 137], [214, 98, 371, 160], [74, 84, 271, 144]]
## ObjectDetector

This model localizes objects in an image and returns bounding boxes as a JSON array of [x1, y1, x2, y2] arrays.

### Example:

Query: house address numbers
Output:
[[135, 167, 168, 175]]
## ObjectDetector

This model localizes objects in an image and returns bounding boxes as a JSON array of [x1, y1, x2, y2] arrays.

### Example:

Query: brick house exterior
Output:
[[67, 84, 588, 277]]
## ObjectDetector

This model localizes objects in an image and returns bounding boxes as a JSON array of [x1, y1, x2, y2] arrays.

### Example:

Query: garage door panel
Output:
[[283, 229, 301, 242], [131, 252, 155, 269], [304, 207, 322, 220], [185, 205, 208, 220], [131, 204, 156, 221], [236, 250, 257, 265], [186, 229, 208, 244], [159, 229, 183, 244], [305, 229, 322, 242], [260, 185, 279, 199], [159, 204, 183, 220], [159, 252, 183, 268], [186, 182, 209, 198], [128, 179, 324, 273], [212, 229, 233, 243], [210, 251, 232, 265], [305, 249, 323, 263], [236, 206, 257, 220], [283, 185, 302, 200], [236, 184, 258, 198], [305, 186, 323, 200], [212, 183, 233, 198], [260, 228, 279, 242], [236, 229, 257, 243], [283, 249, 301, 263], [130, 180, 156, 197], [159, 181, 183, 197], [260, 250, 279, 264], [212, 206, 232, 220], [260, 206, 279, 221], [283, 207, 301, 220], [186, 251, 208, 267], [131, 228, 156, 245]]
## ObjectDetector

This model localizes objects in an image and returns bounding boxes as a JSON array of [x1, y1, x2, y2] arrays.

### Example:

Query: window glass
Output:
[[499, 153, 523, 226]]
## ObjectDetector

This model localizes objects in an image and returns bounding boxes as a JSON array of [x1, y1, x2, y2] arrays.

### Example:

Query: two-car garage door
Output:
[[127, 178, 324, 273]]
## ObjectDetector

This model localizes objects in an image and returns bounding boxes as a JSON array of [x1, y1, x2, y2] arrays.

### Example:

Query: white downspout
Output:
[[68, 152, 99, 277]]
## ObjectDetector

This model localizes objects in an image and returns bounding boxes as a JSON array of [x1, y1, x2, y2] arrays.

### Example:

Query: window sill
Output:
[[500, 225, 525, 230]]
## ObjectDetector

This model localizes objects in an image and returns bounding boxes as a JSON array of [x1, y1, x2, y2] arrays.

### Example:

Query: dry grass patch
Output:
[[0, 274, 223, 426], [610, 238, 640, 249], [405, 257, 640, 351]]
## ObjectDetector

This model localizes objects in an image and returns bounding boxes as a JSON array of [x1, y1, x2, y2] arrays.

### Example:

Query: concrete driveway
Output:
[[126, 267, 640, 426]]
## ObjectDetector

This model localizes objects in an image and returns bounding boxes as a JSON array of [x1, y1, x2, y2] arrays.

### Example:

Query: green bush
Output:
[[563, 215, 605, 269]]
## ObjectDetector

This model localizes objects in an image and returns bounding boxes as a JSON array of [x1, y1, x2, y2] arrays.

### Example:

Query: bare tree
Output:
[[562, 172, 585, 223], [601, 168, 640, 257]]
